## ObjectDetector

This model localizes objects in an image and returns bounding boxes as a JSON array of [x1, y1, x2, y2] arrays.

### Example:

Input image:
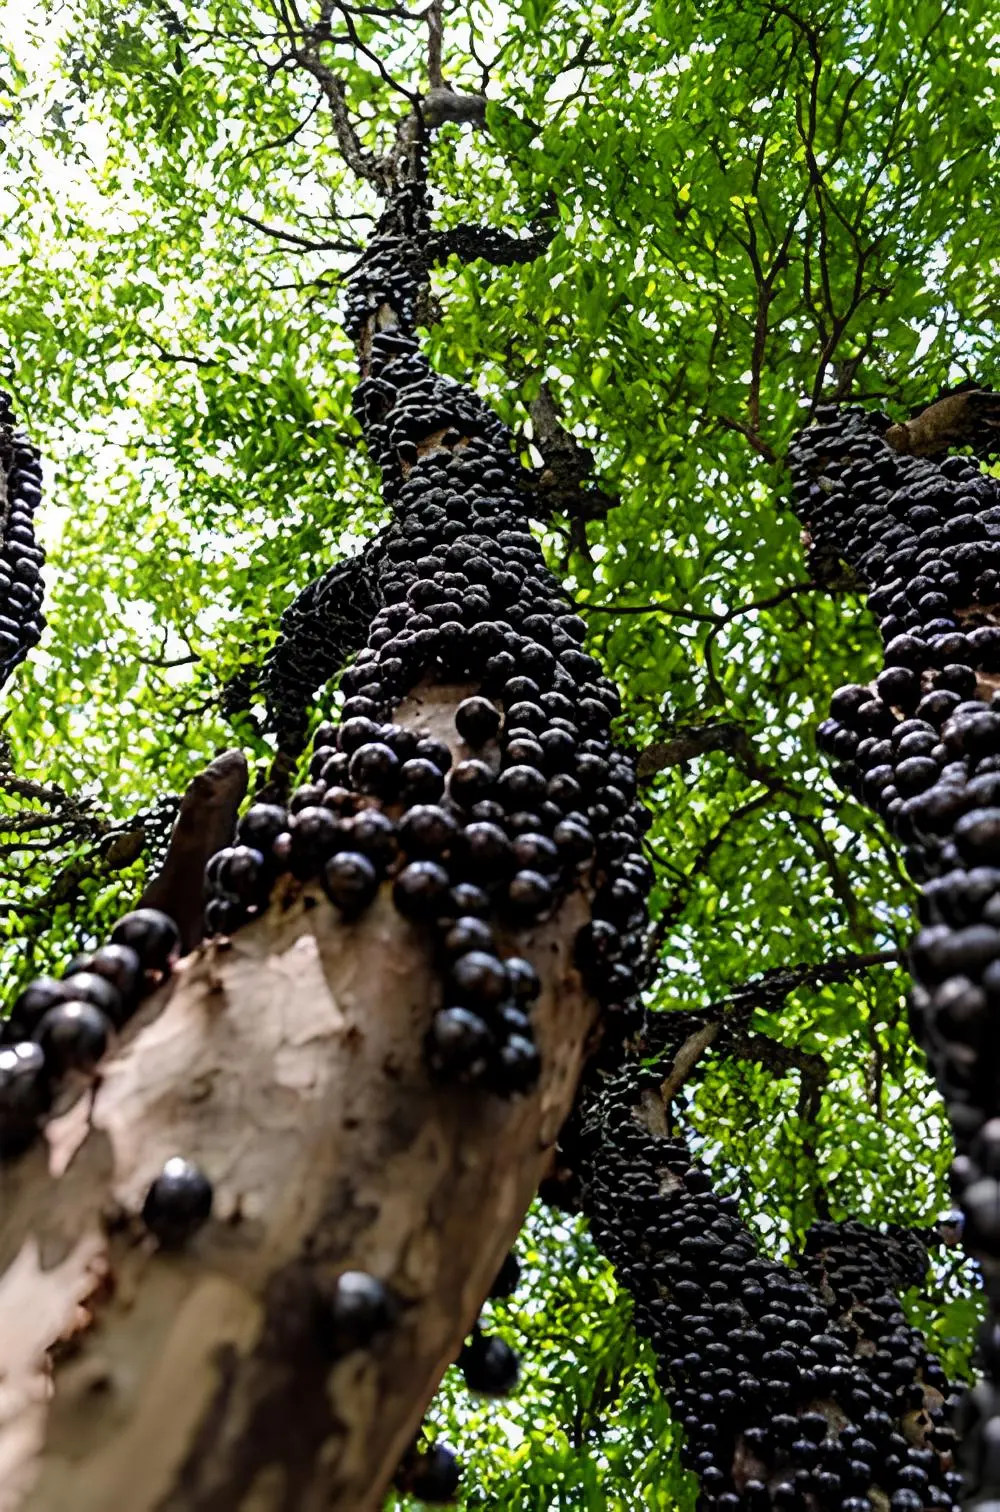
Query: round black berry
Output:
[[455, 696, 502, 746], [34, 1001, 113, 1076], [142, 1157, 214, 1246], [426, 1007, 493, 1081], [0, 1040, 50, 1155], [111, 909, 180, 972], [321, 1270, 397, 1355], [393, 861, 452, 920], [323, 852, 379, 915], [459, 1330, 520, 1396]]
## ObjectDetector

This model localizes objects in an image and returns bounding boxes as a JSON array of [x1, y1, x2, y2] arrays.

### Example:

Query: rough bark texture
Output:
[[0, 683, 598, 1512]]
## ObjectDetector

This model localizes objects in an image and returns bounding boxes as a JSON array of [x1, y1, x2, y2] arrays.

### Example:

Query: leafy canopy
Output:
[[0, 0, 997, 1500]]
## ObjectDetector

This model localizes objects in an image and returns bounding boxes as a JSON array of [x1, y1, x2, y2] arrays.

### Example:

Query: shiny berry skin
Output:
[[456, 821, 512, 877], [55, 970, 125, 1026], [236, 803, 288, 853], [338, 716, 382, 754], [142, 1157, 214, 1247], [217, 845, 267, 905], [348, 808, 399, 867], [459, 1331, 519, 1396], [348, 742, 401, 798], [448, 951, 509, 1009], [0, 1040, 50, 1155], [111, 909, 180, 972], [447, 759, 495, 808], [425, 1007, 493, 1081], [497, 765, 547, 808], [512, 832, 559, 874], [414, 736, 453, 774], [449, 883, 491, 918], [398, 757, 445, 803], [67, 944, 143, 1008], [507, 870, 554, 920], [323, 852, 379, 915], [553, 819, 594, 865], [289, 806, 342, 878], [398, 804, 459, 859], [34, 1001, 113, 1076], [442, 917, 495, 957], [393, 861, 452, 920], [321, 1270, 397, 1356], [4, 977, 67, 1041], [404, 1443, 461, 1503], [455, 696, 502, 746]]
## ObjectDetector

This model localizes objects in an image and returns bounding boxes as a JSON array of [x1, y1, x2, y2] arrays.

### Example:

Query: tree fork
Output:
[[561, 1034, 960, 1506]]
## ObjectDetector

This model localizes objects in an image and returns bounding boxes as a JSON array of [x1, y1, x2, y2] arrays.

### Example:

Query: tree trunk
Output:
[[0, 190, 648, 1506]]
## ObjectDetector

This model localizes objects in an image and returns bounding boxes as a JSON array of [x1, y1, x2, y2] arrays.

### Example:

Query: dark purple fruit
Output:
[[55, 970, 124, 1025], [348, 808, 399, 867], [506, 957, 540, 1003], [323, 852, 379, 915], [426, 1007, 493, 1080], [399, 757, 445, 803], [348, 742, 400, 798], [506, 870, 554, 920], [0, 1040, 50, 1155], [393, 861, 452, 920], [34, 1001, 113, 1076], [5, 977, 68, 1040], [448, 759, 495, 808], [449, 883, 490, 918], [414, 737, 453, 774], [322, 1270, 397, 1355], [217, 845, 267, 904], [289, 805, 343, 879], [494, 1033, 541, 1093], [398, 804, 459, 859], [110, 909, 180, 972], [68, 945, 143, 1007], [455, 696, 502, 746], [142, 1156, 214, 1246], [459, 1329, 519, 1395], [403, 1443, 461, 1503], [448, 951, 508, 1009], [442, 917, 495, 957], [236, 804, 288, 852]]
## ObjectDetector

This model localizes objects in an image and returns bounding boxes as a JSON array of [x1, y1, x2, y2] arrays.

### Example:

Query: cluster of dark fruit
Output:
[[0, 907, 181, 1157], [205, 315, 653, 1089], [260, 548, 381, 753], [798, 1220, 953, 1416], [577, 1063, 959, 1510], [0, 904, 216, 1245], [0, 391, 46, 689], [789, 402, 1000, 1484]]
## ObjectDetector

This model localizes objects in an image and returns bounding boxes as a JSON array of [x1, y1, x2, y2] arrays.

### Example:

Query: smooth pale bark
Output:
[[0, 683, 599, 1512]]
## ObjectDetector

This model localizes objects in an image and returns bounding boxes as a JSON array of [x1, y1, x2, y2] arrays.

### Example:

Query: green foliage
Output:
[[1, 0, 997, 1500]]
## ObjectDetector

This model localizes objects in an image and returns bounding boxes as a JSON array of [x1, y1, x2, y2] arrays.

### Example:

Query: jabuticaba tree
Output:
[[789, 396, 1000, 1503], [0, 167, 654, 1505]]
